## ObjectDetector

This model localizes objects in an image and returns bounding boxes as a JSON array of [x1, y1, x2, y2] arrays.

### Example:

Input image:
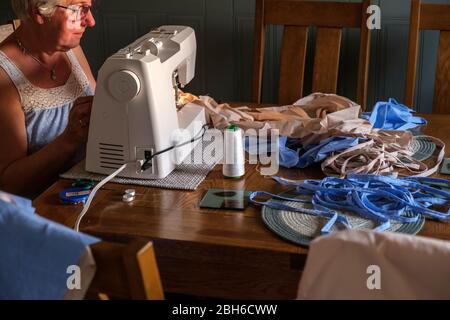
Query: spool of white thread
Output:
[[223, 125, 245, 178]]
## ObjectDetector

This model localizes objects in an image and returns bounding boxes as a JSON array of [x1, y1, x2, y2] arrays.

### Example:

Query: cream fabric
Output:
[[190, 93, 372, 146], [297, 230, 450, 300]]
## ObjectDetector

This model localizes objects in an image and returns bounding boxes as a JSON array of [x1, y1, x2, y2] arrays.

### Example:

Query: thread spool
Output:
[[223, 125, 245, 178]]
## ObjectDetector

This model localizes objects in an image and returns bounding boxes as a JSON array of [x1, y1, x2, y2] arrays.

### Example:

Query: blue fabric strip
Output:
[[246, 136, 366, 169], [250, 174, 450, 235]]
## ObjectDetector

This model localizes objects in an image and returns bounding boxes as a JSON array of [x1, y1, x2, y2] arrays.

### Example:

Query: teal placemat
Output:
[[261, 189, 425, 247], [410, 136, 437, 161]]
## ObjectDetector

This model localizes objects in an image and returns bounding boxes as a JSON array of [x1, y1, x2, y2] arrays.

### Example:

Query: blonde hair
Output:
[[11, 0, 63, 20]]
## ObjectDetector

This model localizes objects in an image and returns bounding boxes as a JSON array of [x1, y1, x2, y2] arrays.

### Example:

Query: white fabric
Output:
[[297, 230, 450, 300]]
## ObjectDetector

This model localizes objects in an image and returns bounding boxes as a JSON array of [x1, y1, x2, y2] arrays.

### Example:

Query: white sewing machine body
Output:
[[86, 26, 205, 179]]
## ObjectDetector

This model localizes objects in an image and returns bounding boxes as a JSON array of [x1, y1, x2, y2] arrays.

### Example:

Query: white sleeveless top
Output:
[[0, 49, 94, 154]]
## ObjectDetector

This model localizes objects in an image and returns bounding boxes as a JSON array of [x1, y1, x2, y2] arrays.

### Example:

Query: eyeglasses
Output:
[[56, 4, 93, 21]]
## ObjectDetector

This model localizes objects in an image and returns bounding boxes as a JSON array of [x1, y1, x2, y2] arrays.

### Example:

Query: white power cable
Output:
[[74, 162, 132, 232], [74, 126, 209, 232]]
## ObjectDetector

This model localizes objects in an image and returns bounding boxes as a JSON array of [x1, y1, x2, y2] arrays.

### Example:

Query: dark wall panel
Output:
[[2, 0, 449, 112]]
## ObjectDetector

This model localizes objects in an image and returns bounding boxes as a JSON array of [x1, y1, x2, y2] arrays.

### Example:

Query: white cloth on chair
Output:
[[297, 230, 450, 300]]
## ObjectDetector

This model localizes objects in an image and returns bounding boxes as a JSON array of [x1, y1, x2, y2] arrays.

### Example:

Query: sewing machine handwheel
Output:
[[108, 70, 141, 102]]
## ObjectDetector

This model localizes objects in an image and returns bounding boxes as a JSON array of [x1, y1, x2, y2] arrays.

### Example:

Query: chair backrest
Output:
[[87, 240, 165, 300], [297, 230, 450, 299], [0, 20, 20, 43], [405, 0, 450, 114], [252, 0, 372, 108]]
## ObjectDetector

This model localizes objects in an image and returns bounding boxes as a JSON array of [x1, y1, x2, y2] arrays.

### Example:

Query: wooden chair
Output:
[[252, 0, 372, 108], [0, 20, 20, 43], [405, 0, 450, 114], [87, 240, 165, 300]]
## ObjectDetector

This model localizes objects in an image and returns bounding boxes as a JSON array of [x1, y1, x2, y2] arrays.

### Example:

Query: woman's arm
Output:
[[0, 68, 91, 197]]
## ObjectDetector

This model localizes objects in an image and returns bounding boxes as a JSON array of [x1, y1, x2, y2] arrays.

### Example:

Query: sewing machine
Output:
[[86, 26, 206, 179]]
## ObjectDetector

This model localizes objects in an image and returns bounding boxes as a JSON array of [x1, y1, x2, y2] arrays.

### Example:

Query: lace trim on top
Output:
[[0, 50, 90, 112]]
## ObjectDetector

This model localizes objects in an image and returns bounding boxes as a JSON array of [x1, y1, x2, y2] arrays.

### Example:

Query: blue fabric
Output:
[[295, 137, 364, 169], [25, 106, 72, 155], [0, 191, 99, 300], [246, 136, 364, 169], [362, 98, 427, 130]]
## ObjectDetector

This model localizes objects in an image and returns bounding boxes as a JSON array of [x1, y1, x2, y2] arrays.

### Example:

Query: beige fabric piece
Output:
[[297, 230, 450, 300], [189, 93, 372, 146], [322, 133, 445, 178]]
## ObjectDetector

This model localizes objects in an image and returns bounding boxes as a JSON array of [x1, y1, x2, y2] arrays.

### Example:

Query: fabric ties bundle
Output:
[[250, 174, 450, 235]]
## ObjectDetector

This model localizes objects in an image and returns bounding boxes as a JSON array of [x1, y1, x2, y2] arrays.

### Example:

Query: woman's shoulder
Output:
[[0, 40, 22, 105], [0, 66, 20, 106], [0, 38, 23, 81], [71, 46, 96, 91], [0, 36, 19, 60]]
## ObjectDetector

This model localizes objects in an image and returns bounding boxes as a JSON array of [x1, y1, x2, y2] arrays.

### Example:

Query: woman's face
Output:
[[44, 0, 96, 51]]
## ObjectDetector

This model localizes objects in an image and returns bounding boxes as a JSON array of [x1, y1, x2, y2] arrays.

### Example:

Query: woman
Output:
[[0, 0, 97, 197]]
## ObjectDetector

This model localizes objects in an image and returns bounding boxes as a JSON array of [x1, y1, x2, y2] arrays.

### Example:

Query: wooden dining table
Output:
[[32, 112, 450, 300]]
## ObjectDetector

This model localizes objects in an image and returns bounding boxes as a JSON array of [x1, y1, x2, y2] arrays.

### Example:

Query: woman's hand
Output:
[[61, 96, 93, 148]]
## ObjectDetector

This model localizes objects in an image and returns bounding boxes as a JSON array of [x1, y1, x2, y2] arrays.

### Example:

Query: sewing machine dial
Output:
[[108, 70, 141, 102], [141, 39, 163, 56]]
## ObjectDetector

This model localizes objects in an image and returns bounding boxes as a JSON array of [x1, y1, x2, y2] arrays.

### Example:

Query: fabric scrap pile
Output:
[[191, 92, 372, 146], [183, 92, 442, 178], [250, 174, 450, 235]]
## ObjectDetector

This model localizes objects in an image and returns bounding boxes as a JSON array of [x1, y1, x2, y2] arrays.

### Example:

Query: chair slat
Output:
[[357, 0, 372, 109], [420, 4, 450, 31], [405, 0, 421, 108], [265, 1, 362, 28], [88, 241, 164, 300], [123, 241, 165, 300], [405, 0, 450, 113], [252, 0, 371, 107], [433, 31, 450, 114], [278, 26, 308, 105], [252, 0, 266, 104], [312, 27, 342, 94]]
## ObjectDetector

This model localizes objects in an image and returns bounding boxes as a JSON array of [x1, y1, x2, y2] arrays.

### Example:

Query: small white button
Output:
[[123, 194, 135, 203]]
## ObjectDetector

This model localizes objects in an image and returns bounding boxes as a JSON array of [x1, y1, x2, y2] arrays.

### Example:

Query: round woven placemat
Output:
[[410, 136, 437, 161], [262, 190, 425, 247]]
